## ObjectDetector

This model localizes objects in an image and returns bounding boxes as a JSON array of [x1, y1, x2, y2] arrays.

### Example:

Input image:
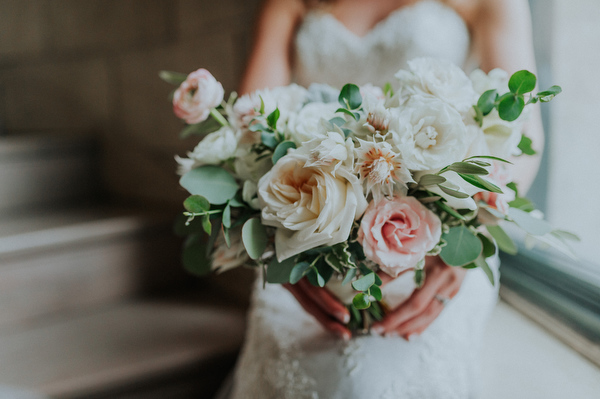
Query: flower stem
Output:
[[210, 108, 229, 127]]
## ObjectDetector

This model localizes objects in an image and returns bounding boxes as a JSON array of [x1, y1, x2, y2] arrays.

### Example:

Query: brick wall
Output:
[[0, 0, 261, 207]]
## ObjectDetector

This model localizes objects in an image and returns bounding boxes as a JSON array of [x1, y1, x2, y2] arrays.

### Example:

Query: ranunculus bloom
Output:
[[175, 126, 237, 174], [173, 68, 224, 124], [258, 153, 367, 261], [358, 196, 442, 277]]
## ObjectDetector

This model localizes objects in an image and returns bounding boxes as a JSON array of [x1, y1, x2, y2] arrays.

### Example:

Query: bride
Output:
[[223, 0, 542, 397]]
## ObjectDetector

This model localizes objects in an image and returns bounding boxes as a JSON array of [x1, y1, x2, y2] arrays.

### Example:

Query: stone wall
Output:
[[0, 0, 260, 207]]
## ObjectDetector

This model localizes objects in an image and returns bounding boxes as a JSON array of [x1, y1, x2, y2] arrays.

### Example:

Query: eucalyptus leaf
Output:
[[486, 224, 518, 255], [438, 185, 470, 199], [241, 218, 267, 260], [261, 131, 278, 148], [473, 105, 484, 127], [498, 94, 525, 122], [509, 70, 537, 94], [272, 141, 296, 164], [518, 135, 536, 155], [475, 256, 495, 286], [183, 195, 210, 213], [477, 89, 498, 115], [440, 225, 483, 267], [352, 272, 375, 291], [329, 117, 346, 127], [537, 85, 562, 102], [508, 207, 552, 236], [447, 161, 489, 175], [336, 107, 359, 121], [370, 285, 383, 301], [180, 166, 238, 204], [267, 257, 297, 284], [478, 233, 496, 258], [201, 214, 212, 235], [223, 226, 231, 248], [159, 70, 187, 85], [353, 293, 371, 310], [290, 261, 312, 284], [342, 268, 358, 286], [266, 108, 280, 130], [338, 83, 362, 109], [222, 203, 231, 228], [419, 174, 446, 186]]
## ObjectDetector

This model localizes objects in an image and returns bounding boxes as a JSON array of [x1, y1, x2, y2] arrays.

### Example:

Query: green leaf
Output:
[[473, 105, 484, 127], [338, 83, 362, 109], [434, 200, 466, 220], [335, 107, 359, 121], [289, 261, 312, 284], [159, 70, 187, 85], [414, 268, 425, 288], [486, 224, 518, 255], [180, 166, 238, 205], [222, 203, 232, 228], [241, 218, 267, 260], [267, 257, 297, 284], [201, 214, 212, 235], [508, 197, 535, 212], [440, 225, 483, 267], [518, 135, 536, 155], [458, 174, 503, 193], [477, 89, 498, 115], [508, 207, 552, 236], [329, 117, 346, 127], [509, 70, 537, 95], [475, 256, 495, 286], [179, 118, 221, 138], [325, 253, 343, 273], [506, 182, 519, 197], [307, 268, 326, 287], [182, 235, 211, 276], [498, 94, 525, 122], [464, 155, 512, 164], [537, 85, 562, 102], [438, 185, 470, 199], [419, 174, 446, 186], [551, 229, 580, 242], [261, 131, 278, 148], [352, 293, 371, 310], [352, 272, 376, 291], [183, 195, 210, 213], [383, 82, 394, 97], [478, 233, 496, 258], [223, 226, 231, 248], [342, 268, 357, 286], [266, 108, 280, 130], [447, 161, 489, 175], [370, 285, 383, 301], [272, 141, 296, 164]]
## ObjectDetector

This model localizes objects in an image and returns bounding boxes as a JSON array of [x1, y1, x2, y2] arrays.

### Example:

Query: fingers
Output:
[[371, 257, 467, 337], [284, 283, 351, 341], [298, 278, 350, 324]]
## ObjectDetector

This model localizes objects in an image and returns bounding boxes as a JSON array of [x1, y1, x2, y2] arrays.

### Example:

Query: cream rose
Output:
[[173, 68, 224, 124], [181, 126, 237, 169], [287, 102, 339, 144], [258, 153, 368, 261], [357, 196, 442, 277]]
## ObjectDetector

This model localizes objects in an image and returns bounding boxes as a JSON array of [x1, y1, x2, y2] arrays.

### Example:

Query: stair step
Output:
[[0, 300, 245, 398], [0, 207, 185, 329], [0, 134, 97, 214]]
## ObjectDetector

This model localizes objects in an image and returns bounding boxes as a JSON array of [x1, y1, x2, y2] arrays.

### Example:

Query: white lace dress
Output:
[[226, 2, 499, 398]]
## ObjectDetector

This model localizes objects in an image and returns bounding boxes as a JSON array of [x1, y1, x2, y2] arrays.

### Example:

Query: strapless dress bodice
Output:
[[293, 0, 471, 88]]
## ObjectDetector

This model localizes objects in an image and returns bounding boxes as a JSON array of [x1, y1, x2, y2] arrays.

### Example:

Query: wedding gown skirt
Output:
[[228, 261, 499, 399]]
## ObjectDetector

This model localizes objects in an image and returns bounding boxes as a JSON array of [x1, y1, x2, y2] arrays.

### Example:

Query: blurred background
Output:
[[0, 0, 598, 398]]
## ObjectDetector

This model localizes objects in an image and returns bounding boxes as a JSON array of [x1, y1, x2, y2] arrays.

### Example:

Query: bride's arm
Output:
[[474, 0, 544, 194], [238, 0, 304, 94]]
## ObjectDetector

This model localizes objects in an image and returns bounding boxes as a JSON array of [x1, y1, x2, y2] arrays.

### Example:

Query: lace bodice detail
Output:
[[293, 0, 471, 88]]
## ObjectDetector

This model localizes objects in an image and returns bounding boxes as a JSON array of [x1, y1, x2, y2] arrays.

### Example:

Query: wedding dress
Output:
[[226, 2, 499, 398]]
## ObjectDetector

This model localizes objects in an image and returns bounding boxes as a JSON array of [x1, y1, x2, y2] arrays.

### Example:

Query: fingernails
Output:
[[337, 312, 350, 324], [371, 325, 384, 335], [338, 331, 351, 341]]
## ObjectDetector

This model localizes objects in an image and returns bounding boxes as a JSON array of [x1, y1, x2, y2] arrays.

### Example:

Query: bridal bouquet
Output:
[[163, 58, 571, 329]]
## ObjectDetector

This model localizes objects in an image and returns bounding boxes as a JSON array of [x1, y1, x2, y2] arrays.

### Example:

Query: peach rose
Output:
[[173, 68, 224, 124], [358, 196, 442, 277]]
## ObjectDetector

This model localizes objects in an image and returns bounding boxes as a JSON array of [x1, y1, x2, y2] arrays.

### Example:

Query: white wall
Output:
[[547, 0, 600, 265]]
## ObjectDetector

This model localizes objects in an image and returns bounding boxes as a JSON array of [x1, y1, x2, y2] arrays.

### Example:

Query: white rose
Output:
[[287, 102, 339, 144], [184, 126, 237, 167], [395, 58, 476, 114], [173, 68, 224, 124], [258, 153, 368, 261], [390, 96, 469, 171]]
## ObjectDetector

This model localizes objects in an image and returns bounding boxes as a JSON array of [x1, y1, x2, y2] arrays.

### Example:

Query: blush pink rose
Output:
[[173, 68, 224, 124], [357, 196, 442, 277]]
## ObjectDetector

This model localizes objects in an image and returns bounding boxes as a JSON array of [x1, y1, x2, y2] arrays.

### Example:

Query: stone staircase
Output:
[[0, 135, 246, 398]]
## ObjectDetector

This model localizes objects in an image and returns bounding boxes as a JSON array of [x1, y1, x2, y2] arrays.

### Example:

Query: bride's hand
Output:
[[371, 256, 467, 339], [284, 279, 352, 341]]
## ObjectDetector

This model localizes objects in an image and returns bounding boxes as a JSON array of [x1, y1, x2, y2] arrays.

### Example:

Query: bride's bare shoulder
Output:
[[445, 0, 531, 27]]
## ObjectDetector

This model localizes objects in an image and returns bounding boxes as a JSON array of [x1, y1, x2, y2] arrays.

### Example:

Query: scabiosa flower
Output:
[[355, 139, 414, 200]]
